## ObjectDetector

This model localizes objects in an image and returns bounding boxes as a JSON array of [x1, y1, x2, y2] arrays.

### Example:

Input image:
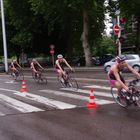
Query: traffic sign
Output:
[[50, 50, 54, 54], [114, 25, 120, 35]]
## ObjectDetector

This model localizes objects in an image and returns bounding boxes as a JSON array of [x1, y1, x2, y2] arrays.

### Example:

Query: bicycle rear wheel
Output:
[[32, 72, 39, 82], [67, 78, 78, 90], [57, 76, 66, 88], [111, 87, 128, 108]]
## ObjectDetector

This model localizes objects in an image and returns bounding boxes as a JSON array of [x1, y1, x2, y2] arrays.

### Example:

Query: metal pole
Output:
[[117, 14, 121, 56], [0, 0, 8, 72]]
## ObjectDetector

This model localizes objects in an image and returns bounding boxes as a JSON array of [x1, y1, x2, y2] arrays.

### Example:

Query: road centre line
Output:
[[0, 94, 43, 113], [40, 89, 114, 105]]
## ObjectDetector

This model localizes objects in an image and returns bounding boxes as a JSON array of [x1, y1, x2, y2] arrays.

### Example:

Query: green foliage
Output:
[[1, 0, 106, 59], [93, 36, 116, 56]]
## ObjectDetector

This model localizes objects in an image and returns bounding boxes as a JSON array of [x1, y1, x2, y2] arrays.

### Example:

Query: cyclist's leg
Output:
[[56, 69, 64, 82], [115, 81, 123, 94]]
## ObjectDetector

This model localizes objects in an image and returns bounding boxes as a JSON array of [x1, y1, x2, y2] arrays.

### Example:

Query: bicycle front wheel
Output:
[[67, 78, 78, 90], [17, 71, 24, 81], [111, 87, 128, 108]]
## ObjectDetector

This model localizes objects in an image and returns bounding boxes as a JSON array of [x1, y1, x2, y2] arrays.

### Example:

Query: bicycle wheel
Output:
[[11, 72, 17, 80], [17, 71, 24, 81], [38, 77, 47, 84], [32, 72, 39, 82], [67, 78, 78, 90], [57, 76, 66, 88], [111, 87, 128, 108]]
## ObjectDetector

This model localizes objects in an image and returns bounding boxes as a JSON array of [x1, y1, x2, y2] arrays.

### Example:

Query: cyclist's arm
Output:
[[31, 63, 37, 73], [63, 59, 73, 71], [36, 61, 44, 70], [16, 62, 22, 69], [126, 63, 140, 78], [113, 68, 129, 91]]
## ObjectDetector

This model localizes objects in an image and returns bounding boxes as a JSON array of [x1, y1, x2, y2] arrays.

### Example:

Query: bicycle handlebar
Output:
[[128, 78, 140, 87]]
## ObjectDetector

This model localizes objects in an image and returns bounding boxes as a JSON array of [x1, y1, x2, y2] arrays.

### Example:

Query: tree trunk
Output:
[[81, 9, 92, 67]]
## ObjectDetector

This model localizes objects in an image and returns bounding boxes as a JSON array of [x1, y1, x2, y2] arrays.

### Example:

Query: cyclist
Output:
[[30, 59, 44, 77], [10, 59, 22, 75], [55, 54, 74, 81], [108, 55, 140, 94]]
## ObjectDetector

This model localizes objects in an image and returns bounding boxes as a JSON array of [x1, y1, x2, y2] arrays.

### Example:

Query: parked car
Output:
[[104, 54, 140, 72], [75, 56, 95, 66], [95, 54, 114, 66]]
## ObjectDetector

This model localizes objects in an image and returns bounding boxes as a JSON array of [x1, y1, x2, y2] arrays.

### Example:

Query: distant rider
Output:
[[55, 54, 74, 80], [30, 59, 44, 77], [10, 59, 22, 74]]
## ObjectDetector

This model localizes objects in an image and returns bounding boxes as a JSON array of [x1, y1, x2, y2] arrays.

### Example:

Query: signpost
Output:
[[115, 10, 121, 56], [113, 25, 120, 35], [50, 44, 55, 67]]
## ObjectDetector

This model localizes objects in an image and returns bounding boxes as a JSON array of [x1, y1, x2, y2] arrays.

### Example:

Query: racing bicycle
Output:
[[58, 70, 78, 90], [111, 78, 140, 108], [32, 69, 47, 84], [10, 68, 24, 81]]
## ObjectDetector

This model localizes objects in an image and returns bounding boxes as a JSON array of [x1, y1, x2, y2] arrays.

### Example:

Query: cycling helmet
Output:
[[57, 54, 63, 59], [115, 56, 126, 63]]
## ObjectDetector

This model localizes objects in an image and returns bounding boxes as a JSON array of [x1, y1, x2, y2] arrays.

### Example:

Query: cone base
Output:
[[20, 88, 27, 92], [87, 103, 97, 108]]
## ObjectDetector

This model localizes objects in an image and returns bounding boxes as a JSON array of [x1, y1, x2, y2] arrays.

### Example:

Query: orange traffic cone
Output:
[[87, 88, 97, 108], [20, 80, 27, 92]]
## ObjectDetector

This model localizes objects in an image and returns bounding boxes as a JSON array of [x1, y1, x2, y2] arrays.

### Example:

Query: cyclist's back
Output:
[[55, 59, 65, 70]]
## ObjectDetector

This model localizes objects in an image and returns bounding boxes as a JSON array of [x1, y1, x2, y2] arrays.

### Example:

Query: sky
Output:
[[104, 0, 113, 36]]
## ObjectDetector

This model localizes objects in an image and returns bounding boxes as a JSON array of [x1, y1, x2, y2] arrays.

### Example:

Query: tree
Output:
[[2, 0, 105, 66]]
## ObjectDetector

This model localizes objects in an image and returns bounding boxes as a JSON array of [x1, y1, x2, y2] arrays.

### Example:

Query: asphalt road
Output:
[[0, 68, 140, 140]]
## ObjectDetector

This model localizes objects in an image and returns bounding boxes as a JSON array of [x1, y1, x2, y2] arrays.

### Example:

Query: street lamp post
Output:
[[0, 0, 8, 72]]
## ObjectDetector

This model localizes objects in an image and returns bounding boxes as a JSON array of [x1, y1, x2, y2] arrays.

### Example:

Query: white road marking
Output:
[[5, 80, 15, 84], [0, 94, 43, 113], [40, 89, 114, 105], [83, 85, 112, 90], [0, 112, 5, 116], [13, 92, 76, 110], [0, 88, 76, 110], [61, 88, 113, 98]]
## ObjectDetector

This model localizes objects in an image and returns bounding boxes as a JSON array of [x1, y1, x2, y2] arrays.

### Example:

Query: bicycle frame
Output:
[[32, 69, 47, 84], [58, 70, 78, 90], [11, 68, 24, 80]]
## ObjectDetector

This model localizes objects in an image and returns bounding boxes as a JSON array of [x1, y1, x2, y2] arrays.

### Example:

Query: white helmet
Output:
[[57, 54, 63, 59]]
